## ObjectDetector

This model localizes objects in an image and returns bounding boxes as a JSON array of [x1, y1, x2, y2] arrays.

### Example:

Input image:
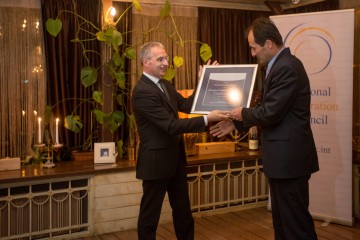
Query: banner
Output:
[[271, 9, 354, 226]]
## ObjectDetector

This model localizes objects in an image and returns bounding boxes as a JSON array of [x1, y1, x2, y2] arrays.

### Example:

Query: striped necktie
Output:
[[158, 79, 170, 99], [265, 66, 270, 78]]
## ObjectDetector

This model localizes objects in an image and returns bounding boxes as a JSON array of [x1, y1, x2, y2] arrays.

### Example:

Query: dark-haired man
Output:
[[210, 17, 319, 240]]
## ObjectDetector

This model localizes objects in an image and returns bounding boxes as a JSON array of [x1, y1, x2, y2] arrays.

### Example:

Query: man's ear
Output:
[[265, 39, 272, 48], [142, 58, 150, 67]]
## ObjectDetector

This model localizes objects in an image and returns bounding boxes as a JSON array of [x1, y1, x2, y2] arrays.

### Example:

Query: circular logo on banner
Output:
[[283, 23, 335, 75]]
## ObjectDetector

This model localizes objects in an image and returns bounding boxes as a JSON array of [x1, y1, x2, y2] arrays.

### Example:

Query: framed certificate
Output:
[[191, 64, 258, 114]]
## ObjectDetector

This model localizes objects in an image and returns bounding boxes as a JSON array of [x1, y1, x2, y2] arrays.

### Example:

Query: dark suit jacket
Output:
[[234, 48, 319, 179], [132, 75, 206, 180]]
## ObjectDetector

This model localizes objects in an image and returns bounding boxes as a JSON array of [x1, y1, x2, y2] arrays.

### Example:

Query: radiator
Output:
[[0, 176, 92, 239], [187, 158, 269, 215]]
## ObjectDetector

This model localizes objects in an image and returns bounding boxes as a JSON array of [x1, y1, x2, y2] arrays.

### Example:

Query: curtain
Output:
[[0, 5, 46, 159], [41, 0, 102, 156], [198, 8, 270, 93], [284, 0, 339, 14], [130, 4, 198, 90]]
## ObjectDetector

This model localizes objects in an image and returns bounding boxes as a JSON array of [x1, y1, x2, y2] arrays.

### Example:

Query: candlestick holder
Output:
[[34, 143, 46, 148], [42, 139, 63, 168]]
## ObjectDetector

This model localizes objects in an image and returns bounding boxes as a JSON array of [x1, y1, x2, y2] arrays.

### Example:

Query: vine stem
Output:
[[57, 10, 101, 32]]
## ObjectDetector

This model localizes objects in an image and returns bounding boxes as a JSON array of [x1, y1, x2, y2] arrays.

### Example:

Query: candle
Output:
[[55, 118, 59, 144], [38, 117, 42, 144]]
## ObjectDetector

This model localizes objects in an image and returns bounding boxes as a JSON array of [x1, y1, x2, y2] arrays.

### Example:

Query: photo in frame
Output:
[[94, 142, 116, 164], [191, 65, 258, 114]]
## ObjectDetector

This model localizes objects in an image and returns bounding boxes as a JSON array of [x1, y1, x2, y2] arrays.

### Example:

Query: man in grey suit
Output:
[[210, 17, 319, 240], [132, 42, 226, 240]]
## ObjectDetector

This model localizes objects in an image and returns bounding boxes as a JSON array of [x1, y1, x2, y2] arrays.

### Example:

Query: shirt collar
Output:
[[143, 72, 160, 84], [267, 47, 285, 73]]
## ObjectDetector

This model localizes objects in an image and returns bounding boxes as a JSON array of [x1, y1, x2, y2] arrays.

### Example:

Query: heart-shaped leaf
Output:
[[92, 91, 103, 105], [115, 71, 126, 89], [81, 66, 98, 88], [64, 115, 83, 133], [103, 110, 125, 133], [173, 56, 183, 68], [111, 30, 123, 52], [133, 0, 142, 11], [112, 52, 122, 66], [113, 110, 125, 125], [125, 47, 136, 59], [160, 0, 171, 17], [93, 109, 107, 124], [163, 65, 175, 81], [200, 44, 213, 63], [45, 18, 62, 37]]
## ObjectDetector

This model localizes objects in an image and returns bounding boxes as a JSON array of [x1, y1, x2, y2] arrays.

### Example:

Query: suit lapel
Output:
[[263, 48, 291, 101], [141, 75, 179, 116], [161, 79, 179, 116]]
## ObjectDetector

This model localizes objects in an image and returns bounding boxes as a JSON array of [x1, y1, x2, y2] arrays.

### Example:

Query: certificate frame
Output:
[[94, 142, 116, 164], [191, 64, 258, 114]]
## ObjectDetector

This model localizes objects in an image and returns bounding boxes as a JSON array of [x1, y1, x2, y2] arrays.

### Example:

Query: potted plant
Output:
[[44, 0, 212, 160]]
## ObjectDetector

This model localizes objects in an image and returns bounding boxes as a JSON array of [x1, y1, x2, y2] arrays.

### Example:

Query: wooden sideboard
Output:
[[0, 149, 267, 239]]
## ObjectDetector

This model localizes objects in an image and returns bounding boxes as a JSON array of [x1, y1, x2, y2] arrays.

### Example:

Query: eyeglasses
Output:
[[156, 56, 169, 63]]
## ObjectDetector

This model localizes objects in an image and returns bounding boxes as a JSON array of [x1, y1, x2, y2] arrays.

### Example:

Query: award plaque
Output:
[[191, 65, 258, 114]]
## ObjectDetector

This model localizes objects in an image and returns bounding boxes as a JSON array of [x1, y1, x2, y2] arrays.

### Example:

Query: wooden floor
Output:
[[78, 207, 360, 240]]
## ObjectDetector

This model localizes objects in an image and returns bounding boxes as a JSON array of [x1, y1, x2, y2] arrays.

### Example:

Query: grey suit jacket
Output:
[[132, 75, 206, 180], [235, 48, 319, 178]]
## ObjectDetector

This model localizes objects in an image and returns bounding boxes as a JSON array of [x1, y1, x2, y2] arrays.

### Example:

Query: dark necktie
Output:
[[158, 79, 170, 99]]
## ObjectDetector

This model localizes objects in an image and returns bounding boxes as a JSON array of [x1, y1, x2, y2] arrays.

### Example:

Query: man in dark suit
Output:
[[132, 42, 226, 240], [210, 17, 319, 240]]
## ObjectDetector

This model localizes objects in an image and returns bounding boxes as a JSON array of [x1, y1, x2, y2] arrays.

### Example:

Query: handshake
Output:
[[207, 107, 243, 122], [206, 107, 243, 138]]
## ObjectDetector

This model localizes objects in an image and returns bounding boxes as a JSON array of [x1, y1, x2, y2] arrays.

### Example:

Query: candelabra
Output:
[[42, 139, 63, 168]]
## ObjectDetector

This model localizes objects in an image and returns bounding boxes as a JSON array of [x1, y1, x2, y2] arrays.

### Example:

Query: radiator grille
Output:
[[0, 177, 91, 239], [188, 158, 268, 214]]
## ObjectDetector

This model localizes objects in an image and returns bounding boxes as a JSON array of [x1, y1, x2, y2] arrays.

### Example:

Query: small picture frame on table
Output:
[[94, 142, 116, 164]]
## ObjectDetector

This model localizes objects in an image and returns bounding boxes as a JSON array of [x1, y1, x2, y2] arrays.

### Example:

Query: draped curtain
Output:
[[198, 8, 270, 92], [0, 5, 46, 159], [41, 0, 102, 155], [130, 4, 198, 90]]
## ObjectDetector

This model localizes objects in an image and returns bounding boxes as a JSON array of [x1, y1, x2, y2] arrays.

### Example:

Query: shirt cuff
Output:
[[203, 115, 208, 126]]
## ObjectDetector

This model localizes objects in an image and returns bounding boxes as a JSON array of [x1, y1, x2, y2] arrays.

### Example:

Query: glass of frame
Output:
[[94, 142, 116, 164], [191, 64, 258, 114]]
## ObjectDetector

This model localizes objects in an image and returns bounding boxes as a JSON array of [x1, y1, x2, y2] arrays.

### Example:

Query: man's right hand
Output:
[[209, 120, 235, 138], [206, 110, 229, 122]]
